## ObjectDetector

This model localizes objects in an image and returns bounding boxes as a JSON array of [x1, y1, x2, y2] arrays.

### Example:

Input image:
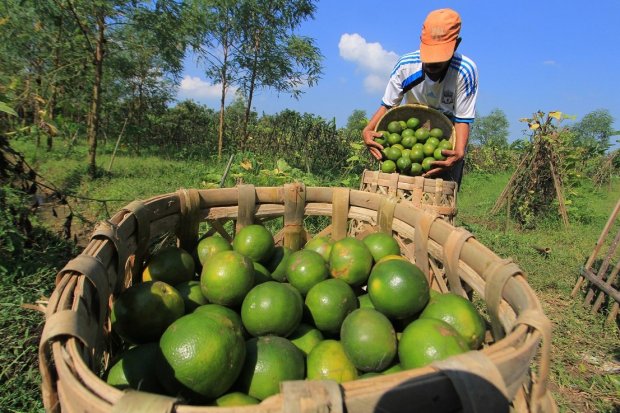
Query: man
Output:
[[362, 8, 478, 187]]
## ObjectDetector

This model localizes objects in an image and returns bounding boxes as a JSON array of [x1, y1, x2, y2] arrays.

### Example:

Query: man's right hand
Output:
[[362, 129, 384, 160]]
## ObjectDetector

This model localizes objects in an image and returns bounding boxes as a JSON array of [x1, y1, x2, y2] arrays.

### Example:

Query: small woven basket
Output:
[[360, 171, 458, 224], [38, 184, 556, 413]]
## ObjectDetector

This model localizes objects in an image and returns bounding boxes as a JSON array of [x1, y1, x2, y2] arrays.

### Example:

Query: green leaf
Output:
[[0, 102, 17, 116]]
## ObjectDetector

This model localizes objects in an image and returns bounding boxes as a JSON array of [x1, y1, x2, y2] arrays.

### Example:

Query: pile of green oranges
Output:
[[376, 117, 452, 175], [106, 224, 486, 407]]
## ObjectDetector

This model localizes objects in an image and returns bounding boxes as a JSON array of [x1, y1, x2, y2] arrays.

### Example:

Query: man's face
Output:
[[423, 60, 451, 80]]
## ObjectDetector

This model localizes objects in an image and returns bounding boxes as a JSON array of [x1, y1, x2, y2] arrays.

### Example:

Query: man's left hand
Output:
[[422, 149, 464, 178]]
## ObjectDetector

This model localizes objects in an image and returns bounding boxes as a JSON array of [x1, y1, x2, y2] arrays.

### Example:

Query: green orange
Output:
[[142, 246, 195, 286], [410, 162, 423, 176], [215, 392, 259, 406], [362, 232, 401, 262], [304, 278, 358, 334], [194, 303, 245, 337], [396, 156, 412, 173], [421, 157, 435, 171], [401, 135, 416, 149], [106, 343, 163, 393], [304, 236, 333, 262], [156, 311, 246, 399], [306, 340, 358, 383], [439, 139, 452, 150], [235, 336, 305, 401], [419, 292, 487, 349], [401, 128, 416, 138], [409, 147, 425, 163], [433, 148, 446, 161], [423, 142, 437, 157], [414, 128, 430, 142], [357, 293, 375, 309], [406, 117, 420, 129], [288, 323, 324, 356], [381, 363, 403, 375], [387, 120, 402, 134], [264, 246, 292, 282], [367, 259, 429, 319], [385, 146, 402, 161], [381, 160, 397, 173], [329, 237, 373, 287], [233, 224, 275, 263], [430, 127, 444, 138], [196, 235, 232, 266], [175, 280, 208, 313], [112, 281, 184, 344], [200, 250, 254, 306], [285, 249, 329, 295], [253, 261, 272, 284], [398, 318, 468, 369], [387, 132, 402, 146], [340, 308, 397, 372], [241, 281, 303, 337]]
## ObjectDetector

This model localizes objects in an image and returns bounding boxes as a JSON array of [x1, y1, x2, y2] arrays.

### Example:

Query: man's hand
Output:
[[362, 129, 384, 161], [423, 148, 464, 178]]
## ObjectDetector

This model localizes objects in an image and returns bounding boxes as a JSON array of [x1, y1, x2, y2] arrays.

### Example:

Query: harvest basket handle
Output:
[[515, 309, 554, 413], [122, 200, 151, 275], [39, 308, 97, 412], [55, 255, 110, 328], [484, 258, 523, 340], [443, 227, 474, 298], [91, 221, 130, 289], [377, 195, 398, 233], [177, 188, 201, 253], [414, 211, 440, 282]]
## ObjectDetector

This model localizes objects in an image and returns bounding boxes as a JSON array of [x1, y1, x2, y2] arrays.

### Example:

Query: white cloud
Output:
[[177, 75, 238, 101], [543, 60, 557, 65], [338, 33, 399, 94]]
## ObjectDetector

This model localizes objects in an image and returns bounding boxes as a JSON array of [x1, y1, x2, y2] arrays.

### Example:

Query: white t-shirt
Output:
[[381, 51, 478, 123]]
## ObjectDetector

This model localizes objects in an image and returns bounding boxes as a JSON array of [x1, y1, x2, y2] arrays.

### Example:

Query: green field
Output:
[[1, 140, 619, 412]]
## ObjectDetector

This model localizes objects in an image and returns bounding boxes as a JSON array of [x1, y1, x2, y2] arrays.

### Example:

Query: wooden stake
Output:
[[107, 117, 128, 173]]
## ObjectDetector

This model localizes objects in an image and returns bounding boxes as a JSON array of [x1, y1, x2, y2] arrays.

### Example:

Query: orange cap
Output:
[[420, 8, 461, 63]]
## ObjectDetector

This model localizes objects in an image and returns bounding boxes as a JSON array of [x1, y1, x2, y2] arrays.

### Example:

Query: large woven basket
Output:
[[360, 171, 458, 224], [38, 184, 556, 413]]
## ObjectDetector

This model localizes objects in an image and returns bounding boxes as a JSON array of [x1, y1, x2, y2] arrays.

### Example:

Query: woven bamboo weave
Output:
[[38, 184, 556, 413]]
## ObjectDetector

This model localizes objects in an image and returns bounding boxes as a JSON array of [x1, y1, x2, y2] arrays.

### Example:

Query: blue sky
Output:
[[176, 0, 620, 142]]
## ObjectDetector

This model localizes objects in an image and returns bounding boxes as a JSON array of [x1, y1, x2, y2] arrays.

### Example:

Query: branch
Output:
[[54, 0, 94, 54]]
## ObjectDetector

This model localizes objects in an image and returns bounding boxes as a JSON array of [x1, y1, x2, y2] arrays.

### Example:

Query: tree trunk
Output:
[[218, 75, 226, 160], [217, 43, 230, 160], [242, 32, 261, 141], [87, 11, 105, 178]]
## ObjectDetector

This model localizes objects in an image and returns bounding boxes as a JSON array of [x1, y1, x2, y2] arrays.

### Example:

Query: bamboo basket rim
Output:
[[38, 185, 555, 413]]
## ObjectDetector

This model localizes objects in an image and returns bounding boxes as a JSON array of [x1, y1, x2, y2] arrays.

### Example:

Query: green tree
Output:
[[469, 109, 509, 148], [345, 109, 368, 133], [50, 0, 189, 177], [188, 0, 243, 159], [571, 109, 619, 153], [236, 0, 323, 140]]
